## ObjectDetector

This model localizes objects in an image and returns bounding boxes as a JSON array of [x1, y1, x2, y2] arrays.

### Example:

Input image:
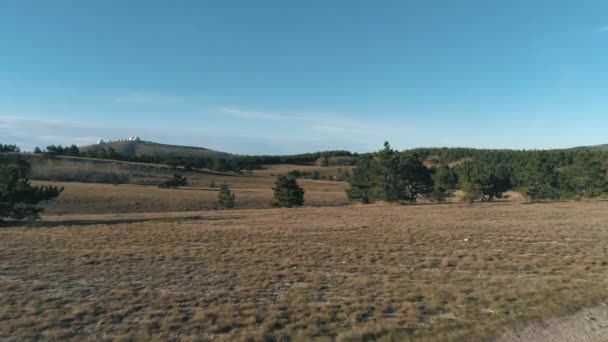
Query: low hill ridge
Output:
[[80, 140, 231, 159], [570, 144, 608, 150]]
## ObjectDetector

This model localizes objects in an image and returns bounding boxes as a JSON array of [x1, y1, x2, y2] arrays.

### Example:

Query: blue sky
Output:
[[1, 1, 607, 154]]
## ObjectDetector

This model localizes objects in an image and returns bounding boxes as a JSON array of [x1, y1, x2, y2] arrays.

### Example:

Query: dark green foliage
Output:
[[456, 161, 511, 202], [429, 164, 457, 202], [347, 155, 376, 204], [234, 150, 352, 167], [33, 147, 42, 154], [158, 174, 188, 188], [272, 176, 305, 207], [217, 183, 236, 209], [414, 147, 608, 201], [44, 144, 81, 156], [558, 153, 608, 197], [0, 144, 20, 152], [522, 182, 558, 203], [0, 160, 63, 222], [335, 168, 351, 181], [347, 142, 433, 204]]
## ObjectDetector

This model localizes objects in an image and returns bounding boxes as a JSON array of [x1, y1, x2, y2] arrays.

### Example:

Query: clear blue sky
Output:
[[1, 1, 607, 154]]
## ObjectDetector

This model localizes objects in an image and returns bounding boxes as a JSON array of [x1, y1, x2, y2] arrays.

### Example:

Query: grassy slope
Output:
[[571, 144, 608, 150], [29, 160, 351, 214], [79, 140, 231, 158], [1, 201, 607, 341]]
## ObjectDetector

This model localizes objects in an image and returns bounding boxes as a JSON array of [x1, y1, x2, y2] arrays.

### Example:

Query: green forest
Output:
[[348, 143, 608, 203]]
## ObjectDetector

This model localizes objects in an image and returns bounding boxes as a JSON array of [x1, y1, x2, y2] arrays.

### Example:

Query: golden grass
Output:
[[34, 177, 349, 215], [20, 155, 352, 214], [2, 201, 607, 341]]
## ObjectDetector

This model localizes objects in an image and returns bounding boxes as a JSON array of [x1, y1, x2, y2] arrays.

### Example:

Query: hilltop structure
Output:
[[96, 137, 140, 145]]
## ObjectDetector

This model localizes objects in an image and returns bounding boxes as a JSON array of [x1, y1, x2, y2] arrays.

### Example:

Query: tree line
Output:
[[31, 145, 354, 173], [348, 143, 608, 203]]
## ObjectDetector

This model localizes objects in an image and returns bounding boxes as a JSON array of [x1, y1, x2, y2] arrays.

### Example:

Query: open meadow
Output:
[[10, 154, 352, 214], [32, 168, 349, 215], [2, 201, 607, 341]]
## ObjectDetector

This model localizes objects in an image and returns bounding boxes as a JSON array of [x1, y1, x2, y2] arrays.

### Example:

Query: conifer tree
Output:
[[217, 183, 236, 209], [0, 160, 63, 222], [272, 175, 305, 207]]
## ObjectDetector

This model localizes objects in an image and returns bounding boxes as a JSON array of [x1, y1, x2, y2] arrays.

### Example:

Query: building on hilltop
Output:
[[96, 136, 140, 144]]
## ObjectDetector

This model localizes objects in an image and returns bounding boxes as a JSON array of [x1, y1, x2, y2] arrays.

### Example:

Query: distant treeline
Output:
[[30, 145, 355, 173], [0, 144, 20, 153], [348, 143, 608, 203]]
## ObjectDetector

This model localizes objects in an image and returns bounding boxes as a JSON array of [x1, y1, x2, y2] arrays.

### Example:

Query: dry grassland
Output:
[[2, 201, 607, 341], [34, 177, 349, 215], [20, 157, 352, 215]]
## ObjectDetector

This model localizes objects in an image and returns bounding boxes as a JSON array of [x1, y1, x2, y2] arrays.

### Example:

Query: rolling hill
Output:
[[571, 144, 608, 150], [79, 140, 231, 159]]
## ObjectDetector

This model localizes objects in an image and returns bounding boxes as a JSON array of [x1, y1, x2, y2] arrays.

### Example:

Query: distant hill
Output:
[[80, 140, 231, 159], [570, 144, 608, 151]]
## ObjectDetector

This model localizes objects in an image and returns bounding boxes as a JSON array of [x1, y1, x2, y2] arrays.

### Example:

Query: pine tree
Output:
[[347, 142, 432, 204], [0, 160, 63, 222], [67, 144, 81, 157], [0, 144, 20, 152], [272, 175, 305, 207], [217, 183, 236, 209]]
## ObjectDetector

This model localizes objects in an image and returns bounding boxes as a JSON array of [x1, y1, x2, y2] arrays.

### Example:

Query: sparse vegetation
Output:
[[158, 173, 188, 188], [1, 202, 607, 340]]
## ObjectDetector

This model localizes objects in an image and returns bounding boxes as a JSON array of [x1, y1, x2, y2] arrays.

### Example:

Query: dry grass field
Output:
[[22, 157, 352, 215], [2, 201, 607, 341], [34, 176, 348, 215], [2, 153, 352, 215]]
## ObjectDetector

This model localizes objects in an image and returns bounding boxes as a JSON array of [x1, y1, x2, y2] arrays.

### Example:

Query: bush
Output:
[[0, 160, 63, 222], [158, 174, 188, 188], [272, 175, 305, 207], [217, 183, 236, 209]]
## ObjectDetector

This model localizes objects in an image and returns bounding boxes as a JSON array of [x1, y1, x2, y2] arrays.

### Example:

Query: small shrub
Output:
[[158, 174, 188, 188], [217, 183, 236, 209]]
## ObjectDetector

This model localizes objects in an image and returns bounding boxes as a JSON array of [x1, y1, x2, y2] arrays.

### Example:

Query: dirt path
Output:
[[497, 302, 608, 342]]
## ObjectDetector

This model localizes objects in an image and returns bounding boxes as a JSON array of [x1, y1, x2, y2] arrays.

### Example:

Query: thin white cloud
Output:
[[599, 26, 608, 32], [114, 93, 183, 105], [216, 107, 291, 120], [214, 106, 403, 139]]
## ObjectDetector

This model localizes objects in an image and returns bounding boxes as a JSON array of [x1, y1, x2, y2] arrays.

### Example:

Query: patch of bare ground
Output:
[[1, 201, 607, 341], [498, 301, 608, 342]]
